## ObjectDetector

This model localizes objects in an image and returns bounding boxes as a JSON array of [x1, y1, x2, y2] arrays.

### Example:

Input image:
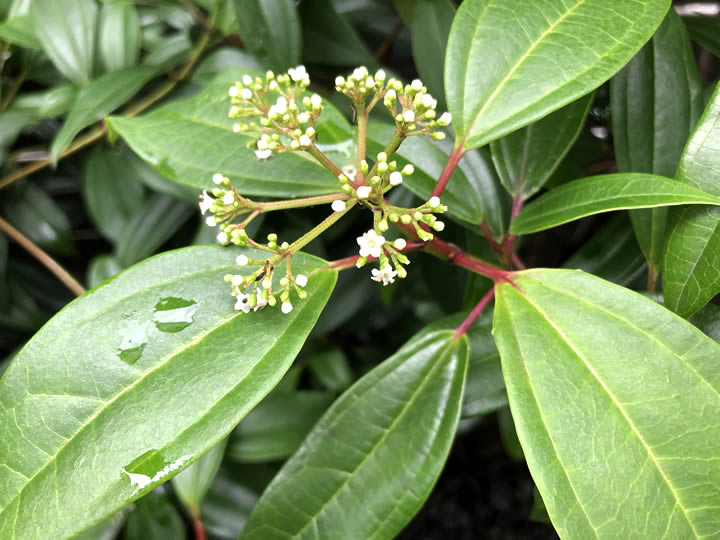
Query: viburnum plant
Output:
[[2, 0, 720, 539]]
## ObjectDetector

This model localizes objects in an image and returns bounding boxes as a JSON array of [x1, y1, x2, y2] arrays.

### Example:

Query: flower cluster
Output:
[[199, 173, 245, 244], [227, 67, 322, 159]]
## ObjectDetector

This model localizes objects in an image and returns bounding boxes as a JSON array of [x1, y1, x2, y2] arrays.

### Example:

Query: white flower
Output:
[[331, 200, 346, 212], [352, 66, 368, 80], [281, 301, 293, 314], [199, 191, 213, 215], [206, 216, 216, 227], [429, 196, 441, 208], [389, 171, 403, 186], [217, 232, 228, 243], [357, 229, 385, 258], [411, 79, 423, 90], [402, 164, 414, 175], [299, 134, 312, 147], [222, 192, 235, 205], [213, 173, 224, 184], [393, 238, 407, 250], [288, 65, 308, 82], [297, 112, 309, 123], [433, 221, 445, 231], [254, 289, 268, 311], [236, 254, 249, 266], [342, 165, 357, 181], [234, 293, 251, 313], [438, 112, 452, 126], [371, 265, 397, 286], [257, 139, 269, 150], [228, 86, 239, 97], [310, 94, 322, 108], [240, 88, 253, 100], [335, 76, 345, 87], [231, 275, 243, 285], [421, 94, 436, 108], [375, 69, 386, 81], [356, 186, 371, 199], [403, 110, 415, 123], [233, 124, 242, 133], [384, 89, 396, 101], [255, 149, 272, 160], [242, 74, 253, 85], [295, 274, 308, 287]]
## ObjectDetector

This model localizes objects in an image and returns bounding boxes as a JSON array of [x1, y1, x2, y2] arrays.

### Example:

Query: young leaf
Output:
[[0, 246, 336, 539], [663, 84, 720, 318], [30, 0, 97, 86], [446, 0, 670, 150], [50, 66, 158, 164], [98, 1, 141, 72], [493, 269, 720, 538], [123, 492, 187, 540], [611, 10, 702, 278], [239, 331, 468, 539], [172, 439, 228, 516], [491, 94, 592, 199], [510, 173, 720, 235], [232, 0, 301, 72]]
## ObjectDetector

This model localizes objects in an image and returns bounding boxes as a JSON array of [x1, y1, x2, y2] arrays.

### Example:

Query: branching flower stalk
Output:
[[198, 64, 506, 315]]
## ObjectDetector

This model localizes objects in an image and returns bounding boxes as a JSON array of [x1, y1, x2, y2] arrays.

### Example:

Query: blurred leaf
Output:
[[30, 0, 97, 86], [530, 488, 551, 524], [308, 347, 353, 392], [0, 232, 7, 307], [664, 84, 720, 318], [497, 407, 524, 461], [684, 16, 720, 58], [142, 32, 192, 70], [125, 150, 199, 202], [99, 1, 141, 72], [0, 15, 39, 47], [228, 391, 333, 463], [115, 193, 194, 265], [86, 255, 124, 289], [124, 492, 186, 540], [83, 147, 146, 243], [191, 47, 262, 83], [446, 0, 670, 150], [172, 438, 228, 515], [311, 267, 375, 335], [240, 331, 467, 539], [690, 303, 720, 344], [8, 83, 77, 118], [50, 65, 158, 164], [232, 0, 301, 72], [2, 182, 75, 256], [0, 246, 336, 538], [75, 509, 130, 540], [491, 95, 592, 199], [0, 111, 34, 162], [510, 173, 720, 235], [298, 0, 375, 67]]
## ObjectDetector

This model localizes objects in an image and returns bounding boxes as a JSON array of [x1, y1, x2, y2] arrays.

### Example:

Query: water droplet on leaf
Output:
[[153, 297, 198, 333], [117, 320, 149, 364]]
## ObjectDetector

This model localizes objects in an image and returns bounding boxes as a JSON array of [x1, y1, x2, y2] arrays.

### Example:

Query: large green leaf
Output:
[[232, 0, 301, 72], [240, 331, 468, 539], [108, 68, 351, 198], [491, 94, 592, 199], [510, 173, 720, 235], [98, 1, 141, 72], [493, 269, 720, 538], [663, 84, 720, 318], [50, 66, 158, 164], [446, 0, 670, 150], [30, 0, 96, 86], [0, 246, 336, 538], [611, 10, 702, 278]]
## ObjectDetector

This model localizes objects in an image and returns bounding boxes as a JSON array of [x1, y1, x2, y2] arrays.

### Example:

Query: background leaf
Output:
[[446, 0, 670, 149], [172, 438, 228, 516], [0, 246, 336, 538], [124, 492, 187, 540], [0, 15, 40, 48], [98, 1, 141, 72]]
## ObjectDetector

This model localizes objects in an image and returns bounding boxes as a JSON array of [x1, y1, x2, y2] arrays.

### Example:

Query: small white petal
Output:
[[429, 196, 441, 208], [213, 173, 224, 184], [439, 112, 452, 125], [233, 124, 242, 133], [199, 191, 213, 215], [231, 275, 243, 285], [295, 274, 308, 287], [281, 302, 293, 314], [228, 86, 239, 97], [297, 112, 309, 123], [299, 134, 312, 147], [236, 254, 249, 266], [206, 216, 216, 227], [257, 139, 268, 150], [356, 186, 371, 199], [242, 74, 253, 85], [255, 149, 272, 160], [394, 238, 407, 250], [402, 164, 414, 175], [389, 171, 403, 186], [403, 110, 415, 123], [217, 232, 228, 243], [240, 88, 253, 100], [384, 89, 396, 101], [223, 192, 234, 205], [234, 293, 251, 313], [310, 94, 322, 108], [331, 200, 346, 212], [411, 79, 423, 90]]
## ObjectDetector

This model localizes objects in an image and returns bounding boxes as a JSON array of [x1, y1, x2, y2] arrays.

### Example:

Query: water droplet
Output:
[[117, 320, 149, 365], [153, 297, 198, 333], [122, 449, 190, 491]]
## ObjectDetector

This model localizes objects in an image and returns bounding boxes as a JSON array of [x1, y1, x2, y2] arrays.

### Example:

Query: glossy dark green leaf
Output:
[[493, 268, 720, 537], [232, 0, 300, 72], [83, 147, 146, 243], [108, 68, 351, 198], [172, 438, 228, 514], [0, 246, 336, 538], [308, 347, 353, 392], [240, 331, 468, 539], [86, 255, 124, 289], [228, 391, 333, 463], [99, 1, 141, 72], [446, 0, 670, 150], [684, 16, 720, 58], [690, 303, 720, 344], [491, 95, 592, 199], [663, 84, 720, 318], [50, 66, 157, 164], [611, 10, 702, 276], [124, 492, 186, 540], [0, 15, 39, 48], [30, 0, 97, 86], [115, 193, 194, 266], [2, 182, 75, 256], [510, 173, 720, 235]]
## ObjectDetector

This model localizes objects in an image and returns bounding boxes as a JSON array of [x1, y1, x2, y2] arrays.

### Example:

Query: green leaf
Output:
[[240, 331, 468, 539], [108, 68, 351, 198], [228, 391, 333, 463], [123, 492, 186, 540], [50, 65, 158, 164], [30, 0, 97, 86], [172, 439, 228, 514], [611, 10, 703, 276], [491, 94, 592, 199], [115, 193, 193, 266], [446, 0, 670, 150], [308, 347, 353, 393], [0, 231, 7, 307], [232, 0, 301, 72], [510, 173, 720, 235], [83, 147, 146, 243], [663, 84, 720, 318], [0, 111, 34, 162], [0, 246, 336, 538], [0, 15, 40, 48], [690, 303, 720, 344], [98, 1, 141, 72], [493, 269, 720, 538], [684, 16, 720, 58], [7, 83, 77, 118], [191, 47, 262, 83], [86, 255, 124, 289]]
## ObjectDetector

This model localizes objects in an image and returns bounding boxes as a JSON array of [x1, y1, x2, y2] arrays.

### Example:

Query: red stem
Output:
[[504, 197, 524, 269], [431, 143, 465, 198], [479, 221, 503, 257], [326, 242, 425, 271], [193, 518, 206, 540], [454, 288, 495, 339]]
